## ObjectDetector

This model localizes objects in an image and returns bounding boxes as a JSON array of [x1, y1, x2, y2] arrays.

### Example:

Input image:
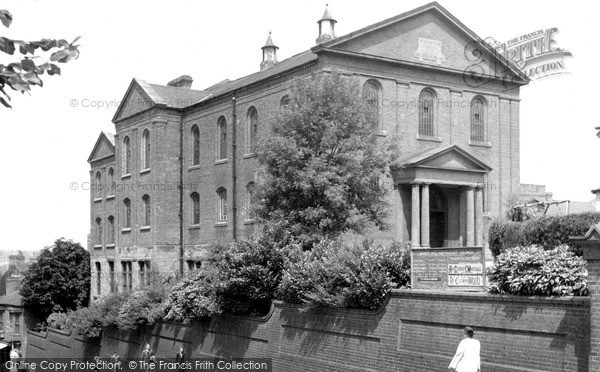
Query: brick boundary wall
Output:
[[27, 290, 590, 371]]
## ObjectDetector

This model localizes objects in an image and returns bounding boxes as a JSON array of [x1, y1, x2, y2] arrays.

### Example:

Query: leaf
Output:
[[0, 9, 12, 28], [0, 96, 11, 108]]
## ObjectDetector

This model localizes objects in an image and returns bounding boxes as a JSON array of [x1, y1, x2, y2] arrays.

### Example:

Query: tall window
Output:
[[95, 171, 102, 199], [108, 216, 115, 245], [95, 218, 103, 246], [191, 192, 200, 225], [470, 97, 486, 142], [10, 313, 21, 335], [139, 261, 151, 288], [217, 188, 227, 222], [141, 129, 150, 170], [363, 80, 382, 130], [95, 262, 101, 295], [122, 261, 132, 292], [245, 182, 255, 221], [217, 116, 227, 160], [108, 168, 115, 196], [246, 107, 258, 154], [418, 89, 435, 136], [123, 198, 131, 228], [142, 194, 151, 227], [191, 125, 200, 166], [123, 136, 131, 175], [108, 261, 115, 293]]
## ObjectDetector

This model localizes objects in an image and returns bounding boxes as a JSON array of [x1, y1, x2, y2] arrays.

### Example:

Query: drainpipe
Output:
[[178, 111, 184, 276], [232, 93, 238, 241]]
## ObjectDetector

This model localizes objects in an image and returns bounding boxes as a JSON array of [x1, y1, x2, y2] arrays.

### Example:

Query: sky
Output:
[[1, 0, 598, 251]]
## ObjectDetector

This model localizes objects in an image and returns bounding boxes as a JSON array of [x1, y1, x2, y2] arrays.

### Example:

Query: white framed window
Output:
[[123, 198, 131, 228], [141, 129, 150, 170], [470, 96, 487, 142], [142, 194, 151, 227], [245, 107, 258, 154], [191, 192, 200, 225], [191, 125, 200, 166], [363, 80, 382, 130], [418, 89, 436, 136], [217, 116, 227, 160], [95, 217, 103, 246], [217, 188, 228, 222], [123, 136, 131, 175]]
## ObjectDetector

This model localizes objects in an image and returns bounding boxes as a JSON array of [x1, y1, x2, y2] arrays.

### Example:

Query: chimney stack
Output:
[[167, 75, 193, 89]]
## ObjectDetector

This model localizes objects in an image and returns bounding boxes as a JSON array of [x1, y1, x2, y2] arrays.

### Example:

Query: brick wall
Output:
[[28, 290, 590, 371]]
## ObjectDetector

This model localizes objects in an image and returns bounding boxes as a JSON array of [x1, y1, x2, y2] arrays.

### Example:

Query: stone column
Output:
[[466, 186, 475, 247], [411, 184, 420, 248], [475, 187, 484, 247], [420, 183, 430, 248]]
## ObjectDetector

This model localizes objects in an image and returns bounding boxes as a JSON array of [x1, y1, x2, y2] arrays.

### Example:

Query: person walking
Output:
[[141, 344, 152, 372], [448, 327, 480, 372], [175, 346, 186, 372]]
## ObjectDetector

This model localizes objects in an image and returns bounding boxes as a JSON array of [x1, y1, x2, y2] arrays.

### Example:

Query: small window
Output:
[[217, 116, 227, 160], [95, 262, 102, 295], [108, 216, 115, 245], [95, 217, 103, 246], [191, 192, 200, 225], [108, 261, 115, 293], [142, 194, 151, 227], [95, 171, 102, 199], [217, 188, 228, 222], [10, 313, 21, 335], [191, 125, 200, 166], [123, 136, 131, 175], [363, 80, 382, 130], [141, 129, 150, 170], [138, 261, 151, 288], [246, 107, 258, 154], [470, 96, 486, 142], [108, 168, 115, 196], [123, 198, 131, 228], [418, 89, 435, 136], [121, 261, 132, 292], [245, 182, 256, 221]]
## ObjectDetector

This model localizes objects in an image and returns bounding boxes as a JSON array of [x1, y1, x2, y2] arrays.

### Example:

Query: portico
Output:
[[394, 145, 491, 249]]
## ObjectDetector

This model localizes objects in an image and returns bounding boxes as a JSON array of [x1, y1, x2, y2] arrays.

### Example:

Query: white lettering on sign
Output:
[[414, 38, 446, 65], [448, 263, 483, 275], [448, 275, 483, 287]]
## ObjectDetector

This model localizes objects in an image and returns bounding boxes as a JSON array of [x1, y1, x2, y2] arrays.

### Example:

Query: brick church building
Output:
[[87, 2, 528, 297]]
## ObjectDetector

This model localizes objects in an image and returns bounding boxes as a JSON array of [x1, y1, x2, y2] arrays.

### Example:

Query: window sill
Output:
[[188, 165, 201, 171], [243, 153, 256, 159], [416, 134, 442, 142], [214, 159, 228, 165], [121, 228, 132, 233], [94, 245, 103, 249], [121, 174, 131, 180], [243, 219, 255, 225], [468, 140, 492, 148], [106, 244, 115, 249], [376, 130, 387, 137], [140, 168, 151, 175], [94, 198, 102, 203], [140, 226, 150, 231], [106, 195, 115, 200], [214, 221, 228, 227], [188, 225, 201, 230]]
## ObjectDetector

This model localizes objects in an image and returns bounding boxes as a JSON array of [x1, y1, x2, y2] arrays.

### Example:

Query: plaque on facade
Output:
[[414, 38, 446, 65], [411, 247, 485, 290]]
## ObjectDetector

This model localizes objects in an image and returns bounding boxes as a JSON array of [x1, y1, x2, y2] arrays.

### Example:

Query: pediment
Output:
[[88, 132, 115, 163], [316, 3, 527, 84], [112, 79, 159, 123], [401, 145, 491, 173]]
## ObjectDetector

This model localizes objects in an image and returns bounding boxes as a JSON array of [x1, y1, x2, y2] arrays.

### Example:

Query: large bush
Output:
[[277, 239, 411, 310], [488, 212, 600, 256], [487, 245, 588, 296]]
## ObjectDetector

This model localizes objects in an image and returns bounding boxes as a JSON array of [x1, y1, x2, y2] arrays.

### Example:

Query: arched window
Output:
[[217, 188, 227, 222], [142, 194, 151, 227], [141, 129, 150, 170], [245, 182, 256, 221], [363, 80, 382, 130], [418, 89, 435, 136], [280, 95, 290, 110], [217, 116, 227, 160], [95, 217, 103, 246], [246, 107, 258, 154], [95, 262, 101, 295], [191, 125, 200, 166], [108, 216, 115, 245], [191, 192, 200, 225], [123, 136, 131, 175], [95, 171, 102, 199], [108, 168, 115, 196], [470, 96, 486, 142], [123, 198, 131, 228]]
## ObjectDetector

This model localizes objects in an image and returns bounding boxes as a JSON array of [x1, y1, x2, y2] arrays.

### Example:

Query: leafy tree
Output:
[[0, 9, 80, 108], [20, 238, 90, 320], [255, 72, 398, 248]]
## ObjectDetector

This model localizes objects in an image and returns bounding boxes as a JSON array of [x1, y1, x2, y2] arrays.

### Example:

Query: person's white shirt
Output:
[[448, 338, 480, 372]]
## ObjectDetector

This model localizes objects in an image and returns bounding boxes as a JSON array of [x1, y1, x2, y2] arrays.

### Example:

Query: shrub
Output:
[[488, 212, 600, 256], [47, 312, 72, 331], [487, 245, 588, 296], [277, 238, 411, 310], [71, 306, 104, 338]]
